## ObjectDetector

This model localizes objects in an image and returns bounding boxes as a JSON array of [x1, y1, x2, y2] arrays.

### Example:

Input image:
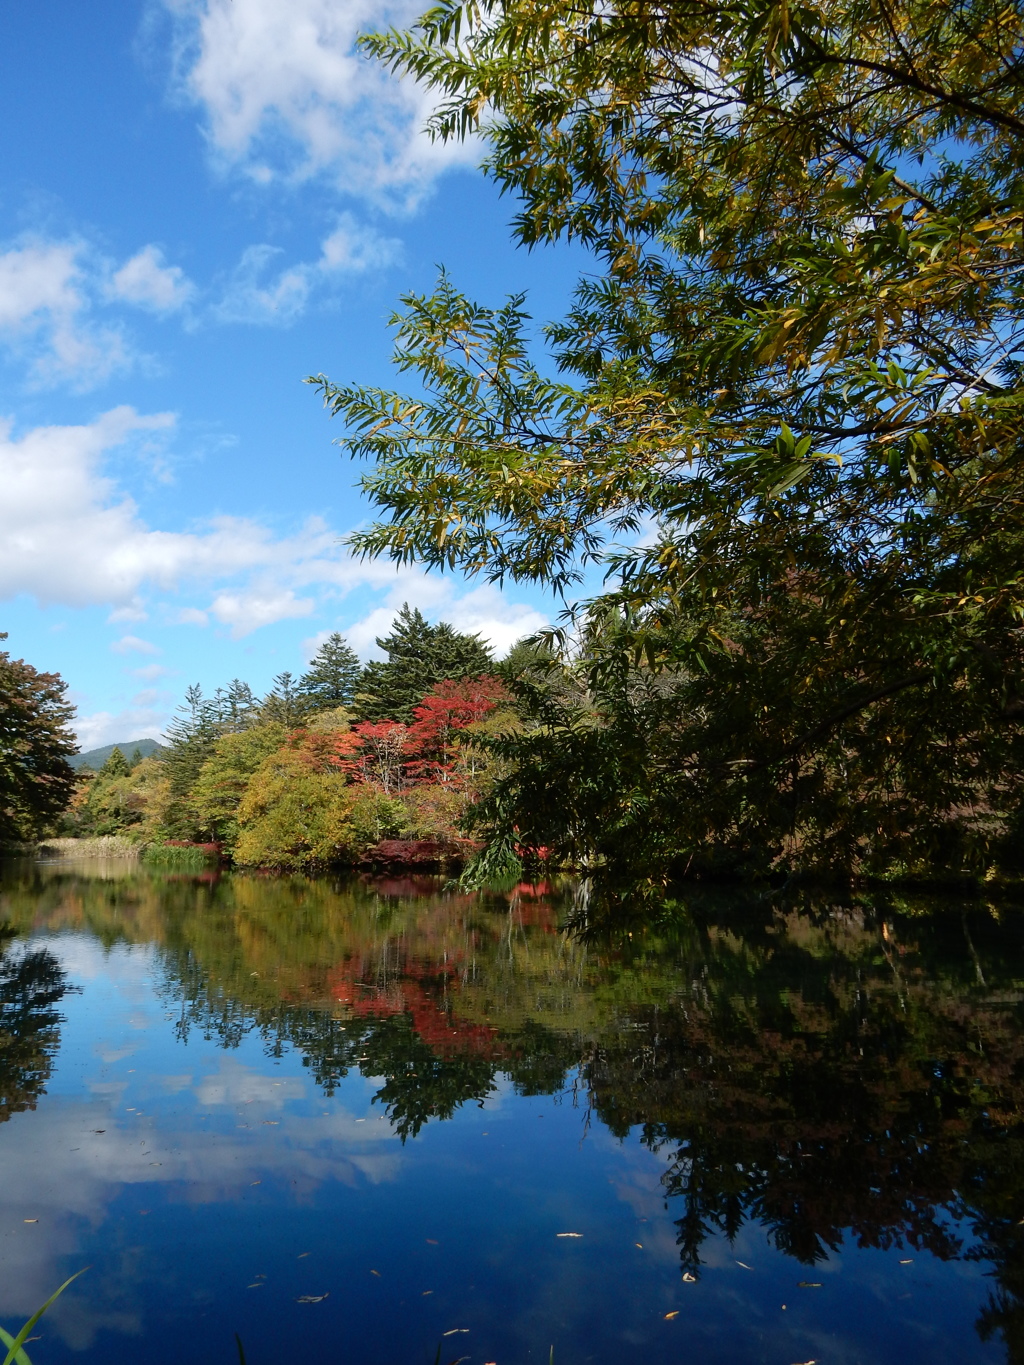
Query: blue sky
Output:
[[0, 0, 583, 749]]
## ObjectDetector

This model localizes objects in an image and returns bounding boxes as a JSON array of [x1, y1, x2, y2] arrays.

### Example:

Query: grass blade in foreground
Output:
[[0, 1269, 88, 1365]]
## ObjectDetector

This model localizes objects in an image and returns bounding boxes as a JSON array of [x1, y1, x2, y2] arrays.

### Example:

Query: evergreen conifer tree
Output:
[[299, 633, 362, 710], [260, 672, 306, 727], [162, 685, 223, 839], [100, 747, 131, 778], [357, 604, 493, 722], [215, 680, 259, 732]]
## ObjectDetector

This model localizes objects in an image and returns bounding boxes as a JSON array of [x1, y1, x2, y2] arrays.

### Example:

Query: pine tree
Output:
[[161, 685, 223, 839], [215, 679, 259, 732], [101, 747, 131, 778], [356, 604, 493, 722], [299, 633, 362, 710], [260, 672, 306, 728]]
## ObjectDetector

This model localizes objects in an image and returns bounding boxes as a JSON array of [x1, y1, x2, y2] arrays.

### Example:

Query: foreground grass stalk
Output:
[[0, 1270, 87, 1365]]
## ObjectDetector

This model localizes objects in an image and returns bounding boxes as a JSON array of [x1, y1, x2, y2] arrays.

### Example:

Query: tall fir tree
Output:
[[299, 633, 362, 710], [100, 747, 131, 778], [357, 604, 493, 722], [161, 685, 224, 839], [260, 672, 306, 727]]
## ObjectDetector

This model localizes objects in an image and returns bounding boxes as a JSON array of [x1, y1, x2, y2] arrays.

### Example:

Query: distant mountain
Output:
[[70, 738, 165, 771]]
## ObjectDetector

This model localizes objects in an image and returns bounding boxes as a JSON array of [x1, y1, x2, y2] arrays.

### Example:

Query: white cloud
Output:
[[110, 245, 195, 312], [74, 706, 168, 750], [319, 214, 402, 272], [0, 407, 549, 743], [111, 634, 161, 655], [132, 663, 173, 681], [0, 238, 129, 389], [442, 584, 550, 655], [213, 243, 312, 323], [344, 586, 549, 660], [0, 240, 80, 326], [215, 218, 401, 324], [209, 586, 315, 637], [108, 599, 149, 623], [163, 0, 477, 208]]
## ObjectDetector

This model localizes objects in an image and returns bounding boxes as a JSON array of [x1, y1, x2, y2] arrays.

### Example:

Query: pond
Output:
[[1, 861, 1023, 1365]]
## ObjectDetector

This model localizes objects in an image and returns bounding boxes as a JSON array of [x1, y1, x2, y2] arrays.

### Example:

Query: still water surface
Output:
[[1, 861, 1023, 1365]]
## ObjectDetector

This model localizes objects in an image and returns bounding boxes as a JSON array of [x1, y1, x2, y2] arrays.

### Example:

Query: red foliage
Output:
[[265, 675, 507, 799], [360, 837, 479, 867], [288, 727, 364, 774], [405, 675, 508, 785]]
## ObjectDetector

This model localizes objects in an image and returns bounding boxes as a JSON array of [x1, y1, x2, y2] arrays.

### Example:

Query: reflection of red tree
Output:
[[508, 892, 557, 930], [326, 953, 501, 1057]]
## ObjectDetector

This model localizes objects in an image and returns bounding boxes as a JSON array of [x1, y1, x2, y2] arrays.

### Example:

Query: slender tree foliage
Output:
[[309, 0, 1024, 883]]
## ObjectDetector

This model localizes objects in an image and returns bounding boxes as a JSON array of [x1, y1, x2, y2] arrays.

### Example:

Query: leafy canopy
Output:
[[0, 637, 77, 842], [308, 0, 1024, 880]]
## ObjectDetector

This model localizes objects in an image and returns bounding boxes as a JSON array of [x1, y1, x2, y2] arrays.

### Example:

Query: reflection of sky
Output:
[[0, 932, 1003, 1365]]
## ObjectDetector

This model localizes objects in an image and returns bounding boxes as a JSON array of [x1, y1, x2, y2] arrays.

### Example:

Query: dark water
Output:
[[2, 862, 1024, 1365]]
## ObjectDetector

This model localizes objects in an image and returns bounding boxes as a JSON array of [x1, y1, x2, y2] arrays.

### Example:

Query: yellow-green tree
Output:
[[310, 0, 1024, 886], [189, 723, 286, 844]]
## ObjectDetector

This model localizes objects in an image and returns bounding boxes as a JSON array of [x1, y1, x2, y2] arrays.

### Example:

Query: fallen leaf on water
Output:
[[899, 1258, 913, 1264], [664, 1311, 679, 1320], [791, 1359, 817, 1364], [298, 1253, 310, 1259], [296, 1294, 329, 1304], [93, 1130, 105, 1134], [370, 1270, 381, 1277], [556, 1233, 583, 1239], [736, 1261, 752, 1269], [426, 1239, 439, 1245], [262, 1121, 279, 1126], [443, 1329, 470, 1336], [139, 1210, 150, 1216], [247, 1284, 263, 1290], [797, 1282, 822, 1288], [23, 1219, 38, 1224], [250, 1181, 261, 1186], [682, 1273, 697, 1283], [635, 1243, 643, 1248]]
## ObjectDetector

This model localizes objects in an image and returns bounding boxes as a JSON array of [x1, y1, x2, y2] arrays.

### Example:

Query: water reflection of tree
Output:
[[0, 926, 68, 1122], [7, 862, 1024, 1358]]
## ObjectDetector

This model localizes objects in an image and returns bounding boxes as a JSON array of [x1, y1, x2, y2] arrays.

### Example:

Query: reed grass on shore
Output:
[[35, 836, 142, 860]]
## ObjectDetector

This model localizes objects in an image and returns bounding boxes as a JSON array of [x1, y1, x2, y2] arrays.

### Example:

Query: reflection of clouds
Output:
[[160, 1072, 193, 1093], [95, 1045, 137, 1063], [87, 1079, 128, 1098], [38, 935, 158, 985], [194, 1057, 305, 1107], [0, 1059, 402, 1346]]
